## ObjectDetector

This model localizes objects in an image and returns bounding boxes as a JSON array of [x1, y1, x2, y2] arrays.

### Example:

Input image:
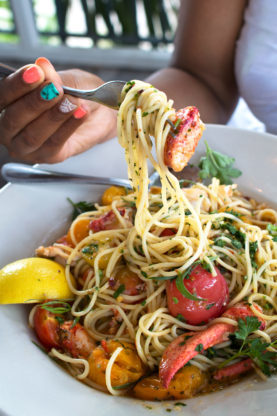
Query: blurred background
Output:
[[0, 0, 263, 186]]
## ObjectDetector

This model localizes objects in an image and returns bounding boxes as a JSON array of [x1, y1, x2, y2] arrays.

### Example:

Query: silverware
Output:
[[1, 163, 161, 188], [1, 163, 132, 188], [63, 82, 125, 109], [0, 63, 125, 110]]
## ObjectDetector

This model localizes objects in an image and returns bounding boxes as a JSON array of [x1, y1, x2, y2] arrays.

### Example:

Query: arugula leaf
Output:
[[67, 198, 96, 220], [198, 141, 242, 184]]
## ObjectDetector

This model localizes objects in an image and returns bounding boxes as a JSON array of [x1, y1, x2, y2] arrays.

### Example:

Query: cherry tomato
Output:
[[160, 228, 176, 237], [166, 265, 229, 325], [33, 306, 60, 349], [109, 267, 145, 296]]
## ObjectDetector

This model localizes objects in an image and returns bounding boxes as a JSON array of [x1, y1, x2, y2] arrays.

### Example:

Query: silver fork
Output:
[[1, 162, 161, 188], [0, 63, 125, 110]]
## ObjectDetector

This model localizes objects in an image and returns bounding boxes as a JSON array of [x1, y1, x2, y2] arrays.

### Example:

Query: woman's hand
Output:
[[0, 57, 117, 163]]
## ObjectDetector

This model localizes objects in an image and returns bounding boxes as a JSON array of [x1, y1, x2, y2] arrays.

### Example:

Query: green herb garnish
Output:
[[267, 224, 277, 242], [40, 300, 71, 314], [176, 270, 205, 301], [195, 343, 204, 353], [71, 316, 80, 328], [174, 402, 187, 407], [219, 317, 277, 376], [113, 381, 136, 390], [176, 313, 186, 322], [205, 303, 215, 310], [199, 141, 242, 184], [249, 241, 258, 269], [67, 198, 96, 220], [124, 81, 135, 93], [122, 197, 136, 208], [174, 118, 182, 130], [82, 243, 99, 255], [113, 284, 125, 299]]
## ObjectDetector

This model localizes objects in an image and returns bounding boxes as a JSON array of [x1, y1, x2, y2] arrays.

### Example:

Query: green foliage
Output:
[[199, 141, 242, 184]]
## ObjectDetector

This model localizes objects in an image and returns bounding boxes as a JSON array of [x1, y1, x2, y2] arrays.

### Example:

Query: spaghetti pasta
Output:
[[31, 81, 277, 399]]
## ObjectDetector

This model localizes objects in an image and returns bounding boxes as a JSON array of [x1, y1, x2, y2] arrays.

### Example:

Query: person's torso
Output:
[[235, 0, 277, 134]]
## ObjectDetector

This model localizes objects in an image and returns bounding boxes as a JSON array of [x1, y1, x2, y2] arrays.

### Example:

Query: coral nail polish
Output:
[[73, 106, 87, 119], [35, 57, 54, 68], [22, 66, 41, 84]]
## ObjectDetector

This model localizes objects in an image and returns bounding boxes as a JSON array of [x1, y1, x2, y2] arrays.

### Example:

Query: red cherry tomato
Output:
[[166, 265, 229, 325], [160, 228, 177, 237], [33, 306, 60, 349]]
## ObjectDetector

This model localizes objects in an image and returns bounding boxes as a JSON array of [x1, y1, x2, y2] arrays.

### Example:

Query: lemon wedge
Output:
[[0, 257, 74, 304]]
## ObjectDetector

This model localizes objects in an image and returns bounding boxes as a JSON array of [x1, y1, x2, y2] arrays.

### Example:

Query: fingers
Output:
[[0, 64, 45, 111], [11, 96, 88, 156], [0, 80, 64, 148], [19, 108, 89, 163], [26, 105, 116, 164], [36, 57, 62, 86]]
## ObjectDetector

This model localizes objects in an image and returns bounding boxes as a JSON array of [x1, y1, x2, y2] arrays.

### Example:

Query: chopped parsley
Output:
[[174, 118, 182, 130], [205, 303, 215, 310], [176, 313, 186, 322], [267, 224, 277, 242], [249, 241, 258, 269], [113, 284, 125, 299], [195, 343, 204, 353], [82, 243, 99, 255], [124, 81, 135, 93]]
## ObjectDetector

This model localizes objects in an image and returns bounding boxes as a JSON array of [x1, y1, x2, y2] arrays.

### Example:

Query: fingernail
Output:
[[35, 57, 54, 68], [22, 66, 41, 84], [40, 83, 60, 101], [59, 97, 77, 113], [73, 106, 87, 119]]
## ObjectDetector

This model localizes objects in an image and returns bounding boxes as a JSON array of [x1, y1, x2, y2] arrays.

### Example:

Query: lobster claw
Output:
[[159, 303, 265, 388]]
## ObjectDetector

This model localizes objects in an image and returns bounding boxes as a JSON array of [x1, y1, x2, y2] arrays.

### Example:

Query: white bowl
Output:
[[0, 125, 277, 416]]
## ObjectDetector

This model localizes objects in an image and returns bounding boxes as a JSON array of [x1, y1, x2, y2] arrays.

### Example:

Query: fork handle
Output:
[[62, 85, 92, 99], [0, 63, 16, 80]]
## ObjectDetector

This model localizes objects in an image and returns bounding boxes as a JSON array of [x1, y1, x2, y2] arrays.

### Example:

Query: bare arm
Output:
[[147, 0, 247, 123]]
